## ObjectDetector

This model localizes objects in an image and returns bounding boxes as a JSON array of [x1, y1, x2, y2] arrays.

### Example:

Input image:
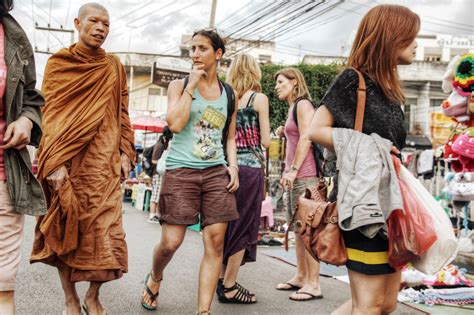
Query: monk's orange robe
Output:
[[31, 44, 135, 282]]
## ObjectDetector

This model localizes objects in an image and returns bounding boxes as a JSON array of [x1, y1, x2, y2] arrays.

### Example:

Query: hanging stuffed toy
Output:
[[441, 54, 474, 123]]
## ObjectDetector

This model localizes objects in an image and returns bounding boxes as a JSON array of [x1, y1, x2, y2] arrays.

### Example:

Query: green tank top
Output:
[[166, 87, 227, 170]]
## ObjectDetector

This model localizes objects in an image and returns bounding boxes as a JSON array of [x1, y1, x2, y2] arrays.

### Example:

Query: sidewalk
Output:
[[15, 202, 420, 314]]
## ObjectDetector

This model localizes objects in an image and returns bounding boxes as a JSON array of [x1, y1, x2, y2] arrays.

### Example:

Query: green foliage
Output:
[[261, 63, 339, 131]]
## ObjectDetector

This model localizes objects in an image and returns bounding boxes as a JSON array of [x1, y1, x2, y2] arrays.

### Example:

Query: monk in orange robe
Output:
[[30, 3, 135, 315]]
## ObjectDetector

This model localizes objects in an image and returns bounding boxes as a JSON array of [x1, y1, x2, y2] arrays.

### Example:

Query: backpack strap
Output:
[[220, 80, 236, 159], [292, 97, 315, 127]]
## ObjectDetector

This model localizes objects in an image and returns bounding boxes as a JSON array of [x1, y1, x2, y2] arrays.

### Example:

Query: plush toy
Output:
[[441, 54, 474, 122]]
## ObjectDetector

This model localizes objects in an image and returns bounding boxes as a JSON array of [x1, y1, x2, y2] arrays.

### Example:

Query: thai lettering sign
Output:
[[152, 57, 191, 88]]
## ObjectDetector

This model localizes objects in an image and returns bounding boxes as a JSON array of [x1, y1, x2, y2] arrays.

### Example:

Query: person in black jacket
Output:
[[0, 1, 45, 314]]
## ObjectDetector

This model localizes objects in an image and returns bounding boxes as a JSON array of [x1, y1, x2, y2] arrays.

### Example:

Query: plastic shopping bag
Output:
[[156, 150, 169, 175], [399, 164, 458, 274], [387, 157, 437, 269]]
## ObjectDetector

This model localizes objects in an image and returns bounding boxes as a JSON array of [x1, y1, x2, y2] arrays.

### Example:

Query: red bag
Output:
[[387, 157, 437, 269]]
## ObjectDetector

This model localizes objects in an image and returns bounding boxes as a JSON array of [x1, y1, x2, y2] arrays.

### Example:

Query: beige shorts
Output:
[[0, 182, 24, 291]]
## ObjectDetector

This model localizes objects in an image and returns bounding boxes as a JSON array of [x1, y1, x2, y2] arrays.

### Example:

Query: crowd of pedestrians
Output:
[[0, 1, 421, 314]]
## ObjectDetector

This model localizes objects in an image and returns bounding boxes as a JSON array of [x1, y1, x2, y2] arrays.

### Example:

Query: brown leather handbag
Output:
[[284, 67, 367, 266]]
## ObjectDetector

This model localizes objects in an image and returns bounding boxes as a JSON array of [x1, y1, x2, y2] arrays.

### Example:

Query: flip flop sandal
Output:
[[141, 272, 162, 311], [289, 290, 323, 301], [82, 303, 107, 315], [276, 282, 303, 291]]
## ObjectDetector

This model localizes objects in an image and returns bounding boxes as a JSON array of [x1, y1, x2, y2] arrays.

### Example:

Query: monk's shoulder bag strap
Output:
[[182, 75, 236, 157]]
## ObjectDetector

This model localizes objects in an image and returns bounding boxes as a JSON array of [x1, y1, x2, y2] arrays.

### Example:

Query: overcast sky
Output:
[[11, 0, 474, 82]]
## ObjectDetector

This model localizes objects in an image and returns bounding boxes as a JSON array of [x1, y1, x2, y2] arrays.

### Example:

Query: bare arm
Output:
[[166, 79, 193, 133], [166, 65, 206, 133], [225, 93, 239, 192], [281, 100, 315, 190], [254, 93, 271, 149], [308, 105, 335, 151], [291, 100, 315, 169]]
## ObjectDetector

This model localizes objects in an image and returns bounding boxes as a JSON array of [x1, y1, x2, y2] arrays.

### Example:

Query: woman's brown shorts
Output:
[[159, 165, 239, 228]]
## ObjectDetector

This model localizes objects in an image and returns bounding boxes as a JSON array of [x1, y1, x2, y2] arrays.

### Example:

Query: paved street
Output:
[[15, 202, 420, 314]]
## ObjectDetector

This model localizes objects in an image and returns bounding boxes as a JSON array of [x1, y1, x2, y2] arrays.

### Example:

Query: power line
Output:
[[46, 0, 53, 51], [109, 1, 199, 41], [61, 0, 73, 44], [13, 3, 64, 47], [31, 0, 64, 26], [31, 0, 37, 49], [277, 2, 365, 44], [109, 1, 177, 38], [346, 0, 473, 34], [159, 1, 291, 56], [218, 2, 278, 34], [225, 2, 290, 39], [424, 15, 473, 29], [260, 1, 335, 42], [227, 1, 336, 58], [225, 1, 303, 42], [216, 0, 253, 30], [111, 0, 154, 23]]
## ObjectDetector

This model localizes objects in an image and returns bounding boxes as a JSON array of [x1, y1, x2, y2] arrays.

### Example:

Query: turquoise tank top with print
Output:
[[166, 87, 227, 170]]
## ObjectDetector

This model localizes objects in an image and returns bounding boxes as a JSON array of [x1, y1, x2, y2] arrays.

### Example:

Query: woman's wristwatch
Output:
[[290, 165, 299, 172]]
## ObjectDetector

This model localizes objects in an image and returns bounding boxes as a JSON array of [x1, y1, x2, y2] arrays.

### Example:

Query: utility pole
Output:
[[127, 25, 138, 52], [35, 23, 74, 55], [298, 45, 302, 64], [209, 0, 217, 28]]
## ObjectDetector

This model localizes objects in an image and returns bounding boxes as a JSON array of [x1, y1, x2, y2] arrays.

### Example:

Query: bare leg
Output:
[[276, 234, 307, 289], [198, 223, 227, 312], [142, 224, 187, 308], [84, 282, 105, 314], [57, 265, 81, 315], [222, 249, 256, 301], [149, 202, 158, 217], [381, 271, 402, 314], [289, 250, 322, 300], [0, 291, 14, 315], [222, 249, 245, 288], [347, 270, 388, 315], [331, 299, 352, 315]]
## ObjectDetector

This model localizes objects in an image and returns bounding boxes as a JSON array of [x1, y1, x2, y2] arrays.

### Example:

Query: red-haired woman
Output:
[[309, 4, 419, 315]]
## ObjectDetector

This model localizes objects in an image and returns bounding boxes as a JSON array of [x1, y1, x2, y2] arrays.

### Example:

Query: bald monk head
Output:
[[74, 3, 110, 51]]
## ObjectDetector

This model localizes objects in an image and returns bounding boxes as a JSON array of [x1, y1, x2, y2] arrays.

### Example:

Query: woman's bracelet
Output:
[[228, 165, 239, 172], [183, 89, 194, 100]]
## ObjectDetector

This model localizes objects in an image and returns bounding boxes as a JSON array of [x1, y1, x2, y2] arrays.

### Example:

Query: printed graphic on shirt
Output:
[[193, 105, 226, 160]]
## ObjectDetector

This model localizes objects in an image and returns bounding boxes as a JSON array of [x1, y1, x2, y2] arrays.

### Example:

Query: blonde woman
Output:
[[274, 68, 323, 301], [217, 53, 270, 304]]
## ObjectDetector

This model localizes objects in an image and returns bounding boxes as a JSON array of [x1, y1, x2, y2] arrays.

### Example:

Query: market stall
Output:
[[398, 53, 474, 314]]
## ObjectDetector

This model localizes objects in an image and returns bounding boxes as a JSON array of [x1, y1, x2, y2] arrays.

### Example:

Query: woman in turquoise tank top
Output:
[[141, 29, 239, 315]]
